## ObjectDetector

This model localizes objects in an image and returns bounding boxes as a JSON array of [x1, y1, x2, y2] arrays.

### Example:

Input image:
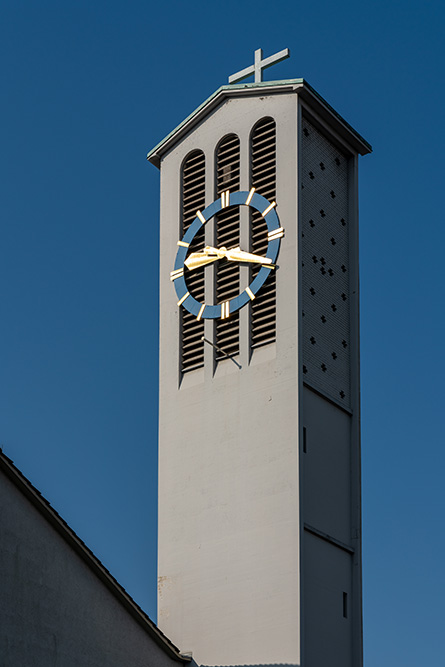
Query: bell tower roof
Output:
[[146, 79, 372, 168]]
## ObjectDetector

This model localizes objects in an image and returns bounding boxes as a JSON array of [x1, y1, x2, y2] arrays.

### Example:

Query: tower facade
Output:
[[148, 77, 370, 667]]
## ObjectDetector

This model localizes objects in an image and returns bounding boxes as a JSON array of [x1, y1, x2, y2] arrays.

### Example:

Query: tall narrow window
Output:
[[250, 117, 277, 349], [343, 592, 348, 618], [215, 134, 240, 360], [181, 150, 205, 373]]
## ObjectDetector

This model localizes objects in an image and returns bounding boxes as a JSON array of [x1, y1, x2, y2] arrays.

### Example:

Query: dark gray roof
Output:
[[0, 448, 189, 664]]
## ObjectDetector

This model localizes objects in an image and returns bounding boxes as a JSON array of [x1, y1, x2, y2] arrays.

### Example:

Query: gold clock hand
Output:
[[185, 245, 273, 270], [224, 247, 273, 265], [184, 246, 226, 270]]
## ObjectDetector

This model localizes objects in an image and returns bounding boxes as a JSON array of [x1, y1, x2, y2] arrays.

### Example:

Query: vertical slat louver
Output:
[[215, 134, 240, 360], [181, 150, 205, 373], [250, 117, 277, 349]]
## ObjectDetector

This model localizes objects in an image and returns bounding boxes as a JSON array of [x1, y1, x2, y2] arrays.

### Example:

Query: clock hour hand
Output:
[[184, 246, 225, 270]]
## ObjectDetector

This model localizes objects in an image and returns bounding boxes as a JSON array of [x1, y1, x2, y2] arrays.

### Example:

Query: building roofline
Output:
[[146, 79, 372, 168], [0, 448, 190, 664]]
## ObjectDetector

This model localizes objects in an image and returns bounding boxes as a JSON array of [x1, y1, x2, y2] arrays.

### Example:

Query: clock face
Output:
[[171, 189, 284, 320]]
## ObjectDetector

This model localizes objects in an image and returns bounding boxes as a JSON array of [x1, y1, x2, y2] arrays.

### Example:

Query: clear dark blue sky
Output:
[[1, 1, 444, 664]]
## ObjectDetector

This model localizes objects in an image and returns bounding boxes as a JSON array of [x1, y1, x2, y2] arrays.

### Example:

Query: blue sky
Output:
[[1, 1, 444, 664]]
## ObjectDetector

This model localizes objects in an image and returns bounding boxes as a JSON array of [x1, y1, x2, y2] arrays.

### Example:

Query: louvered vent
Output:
[[250, 117, 277, 349], [301, 117, 351, 405], [181, 150, 205, 373], [215, 134, 240, 360]]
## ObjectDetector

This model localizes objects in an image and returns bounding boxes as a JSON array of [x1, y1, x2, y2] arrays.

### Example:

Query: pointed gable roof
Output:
[[146, 79, 371, 169]]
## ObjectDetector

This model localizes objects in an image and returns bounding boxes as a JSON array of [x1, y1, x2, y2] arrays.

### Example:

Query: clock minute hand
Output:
[[224, 247, 273, 265]]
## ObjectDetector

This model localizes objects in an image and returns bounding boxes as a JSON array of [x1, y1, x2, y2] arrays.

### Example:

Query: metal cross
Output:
[[228, 48, 290, 85]]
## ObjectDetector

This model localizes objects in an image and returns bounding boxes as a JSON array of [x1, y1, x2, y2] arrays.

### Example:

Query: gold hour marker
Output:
[[196, 304, 205, 321], [196, 210, 206, 224], [177, 240, 190, 248], [245, 187, 255, 205], [221, 301, 230, 319], [221, 190, 230, 208], [267, 227, 285, 240], [177, 292, 190, 306], [262, 201, 276, 217], [170, 268, 184, 281], [245, 287, 255, 301]]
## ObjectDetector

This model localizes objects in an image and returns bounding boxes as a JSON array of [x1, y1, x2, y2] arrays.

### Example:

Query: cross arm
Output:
[[260, 48, 290, 72], [228, 64, 255, 85], [228, 47, 290, 85]]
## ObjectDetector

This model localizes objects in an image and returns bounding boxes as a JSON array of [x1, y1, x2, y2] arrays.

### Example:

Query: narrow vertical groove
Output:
[[250, 117, 277, 349], [215, 134, 240, 360], [181, 151, 205, 373]]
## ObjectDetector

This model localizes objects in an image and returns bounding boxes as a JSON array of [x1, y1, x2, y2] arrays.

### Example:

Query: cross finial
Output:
[[228, 48, 290, 85]]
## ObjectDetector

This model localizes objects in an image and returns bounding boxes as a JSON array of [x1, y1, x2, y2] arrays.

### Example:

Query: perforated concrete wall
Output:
[[301, 117, 351, 407]]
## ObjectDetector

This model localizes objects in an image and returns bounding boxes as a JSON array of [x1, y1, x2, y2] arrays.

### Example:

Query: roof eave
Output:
[[296, 80, 372, 155], [146, 79, 371, 169], [146, 80, 303, 168]]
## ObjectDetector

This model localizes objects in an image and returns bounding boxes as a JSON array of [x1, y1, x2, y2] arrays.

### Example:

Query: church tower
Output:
[[147, 50, 371, 667]]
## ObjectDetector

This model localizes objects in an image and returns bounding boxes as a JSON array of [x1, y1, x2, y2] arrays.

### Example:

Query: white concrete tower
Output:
[[147, 56, 371, 667]]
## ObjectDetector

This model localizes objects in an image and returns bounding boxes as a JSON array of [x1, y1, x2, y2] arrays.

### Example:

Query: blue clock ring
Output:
[[170, 189, 284, 320]]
